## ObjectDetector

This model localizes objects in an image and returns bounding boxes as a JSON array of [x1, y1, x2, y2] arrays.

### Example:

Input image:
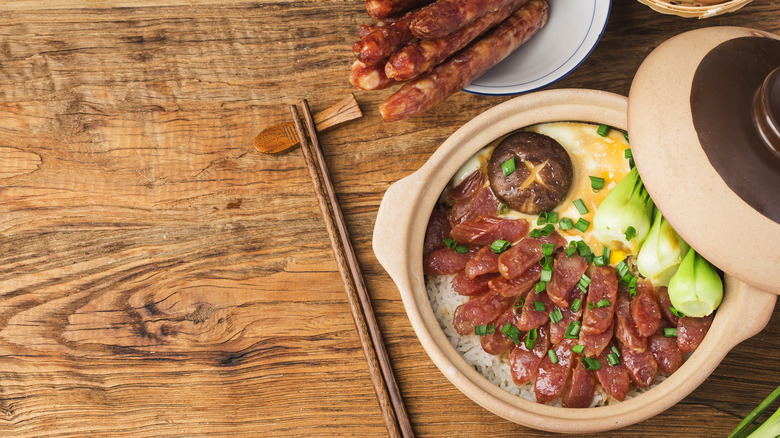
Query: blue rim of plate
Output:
[[463, 0, 612, 97]]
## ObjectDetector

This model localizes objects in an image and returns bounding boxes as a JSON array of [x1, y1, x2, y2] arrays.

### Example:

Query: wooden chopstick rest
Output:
[[255, 94, 361, 154]]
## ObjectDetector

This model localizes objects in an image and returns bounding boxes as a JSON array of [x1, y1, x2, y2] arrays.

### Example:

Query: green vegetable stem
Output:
[[637, 209, 689, 287], [729, 385, 780, 438], [592, 167, 654, 255], [667, 247, 723, 318]]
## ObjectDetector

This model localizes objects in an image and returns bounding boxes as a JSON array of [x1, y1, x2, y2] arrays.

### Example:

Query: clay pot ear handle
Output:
[[753, 66, 780, 159]]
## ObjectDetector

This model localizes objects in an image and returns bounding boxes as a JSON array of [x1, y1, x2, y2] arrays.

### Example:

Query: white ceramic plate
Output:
[[464, 0, 612, 96]]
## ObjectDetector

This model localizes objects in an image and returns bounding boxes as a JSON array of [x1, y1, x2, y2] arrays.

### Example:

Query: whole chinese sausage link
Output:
[[353, 12, 416, 66], [410, 0, 526, 39], [386, 0, 530, 81], [349, 60, 396, 91], [380, 0, 548, 122], [366, 0, 432, 20]]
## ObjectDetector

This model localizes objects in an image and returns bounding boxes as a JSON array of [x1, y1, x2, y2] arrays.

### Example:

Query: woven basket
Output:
[[637, 0, 752, 18]]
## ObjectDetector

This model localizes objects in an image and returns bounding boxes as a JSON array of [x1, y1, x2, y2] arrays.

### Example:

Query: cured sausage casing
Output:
[[366, 0, 432, 20], [380, 0, 548, 122], [349, 60, 396, 91], [352, 12, 415, 66], [410, 0, 522, 39], [386, 0, 530, 81]]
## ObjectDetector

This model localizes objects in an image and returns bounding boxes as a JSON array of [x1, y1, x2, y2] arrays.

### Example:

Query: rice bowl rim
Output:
[[372, 89, 777, 433]]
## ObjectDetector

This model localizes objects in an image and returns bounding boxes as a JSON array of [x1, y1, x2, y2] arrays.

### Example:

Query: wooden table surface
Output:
[[0, 0, 778, 436]]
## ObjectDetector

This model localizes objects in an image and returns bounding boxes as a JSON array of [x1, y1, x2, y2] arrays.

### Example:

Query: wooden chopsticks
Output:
[[289, 100, 414, 438]]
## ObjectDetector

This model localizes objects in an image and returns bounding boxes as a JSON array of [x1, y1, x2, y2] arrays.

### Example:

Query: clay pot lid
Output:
[[628, 27, 780, 295]]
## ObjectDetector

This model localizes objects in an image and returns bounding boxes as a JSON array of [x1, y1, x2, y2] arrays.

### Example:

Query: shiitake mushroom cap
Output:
[[487, 131, 573, 215]]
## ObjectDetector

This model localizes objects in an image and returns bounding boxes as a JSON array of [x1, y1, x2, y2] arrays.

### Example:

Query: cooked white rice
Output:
[[426, 274, 667, 407]]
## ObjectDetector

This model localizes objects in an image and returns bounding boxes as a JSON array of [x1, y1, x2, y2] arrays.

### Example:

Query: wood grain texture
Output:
[[0, 0, 777, 436]]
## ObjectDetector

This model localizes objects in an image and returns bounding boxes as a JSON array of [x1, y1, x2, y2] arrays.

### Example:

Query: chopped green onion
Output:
[[596, 299, 611, 308], [525, 328, 538, 350], [541, 243, 556, 256], [597, 124, 610, 137], [502, 157, 516, 176], [624, 226, 637, 241], [548, 349, 558, 364], [537, 211, 549, 225], [625, 148, 635, 168], [572, 344, 585, 354], [540, 224, 555, 236], [611, 345, 620, 357], [577, 240, 592, 257], [574, 218, 590, 232], [444, 238, 457, 249], [587, 302, 595, 310], [616, 260, 630, 279], [663, 327, 678, 338], [490, 239, 511, 254], [533, 301, 546, 312], [499, 203, 509, 215], [564, 321, 581, 339], [529, 229, 542, 238], [570, 298, 582, 312], [577, 273, 591, 293], [501, 323, 522, 344], [593, 255, 607, 266], [475, 324, 494, 336], [550, 307, 563, 324], [589, 176, 605, 192], [574, 199, 589, 215], [670, 307, 685, 318], [629, 285, 637, 298], [547, 211, 558, 223], [454, 245, 468, 254], [540, 267, 552, 283], [559, 217, 574, 230], [607, 352, 620, 366], [535, 282, 546, 294], [582, 357, 602, 370], [566, 241, 578, 257], [623, 131, 629, 144]]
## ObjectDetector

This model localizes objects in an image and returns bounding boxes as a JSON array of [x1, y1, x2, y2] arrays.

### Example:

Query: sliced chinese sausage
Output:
[[516, 289, 553, 331], [453, 290, 515, 335], [497, 231, 567, 279], [549, 288, 584, 345], [423, 208, 451, 257], [423, 247, 474, 275], [649, 333, 683, 374], [510, 324, 549, 385], [450, 216, 529, 246], [677, 314, 713, 353], [658, 286, 679, 326], [581, 265, 618, 335], [595, 342, 630, 401], [579, 319, 614, 358], [446, 169, 485, 203], [465, 246, 500, 278], [546, 252, 588, 308], [614, 285, 648, 352], [481, 306, 522, 355], [449, 186, 500, 225], [487, 131, 574, 215], [451, 271, 498, 296], [631, 280, 661, 337], [562, 361, 597, 408], [535, 338, 579, 404], [620, 344, 658, 388], [488, 264, 541, 298]]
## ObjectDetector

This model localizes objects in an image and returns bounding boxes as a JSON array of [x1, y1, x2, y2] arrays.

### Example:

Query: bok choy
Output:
[[637, 209, 689, 287], [667, 247, 723, 317], [592, 167, 654, 255]]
